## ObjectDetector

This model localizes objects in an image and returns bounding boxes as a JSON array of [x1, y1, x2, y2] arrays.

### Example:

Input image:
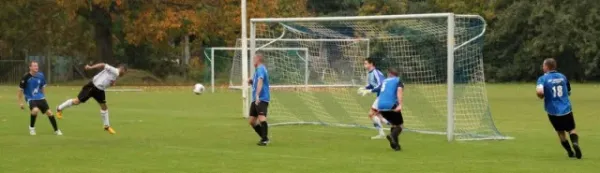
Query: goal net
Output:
[[205, 46, 310, 93], [236, 13, 509, 141]]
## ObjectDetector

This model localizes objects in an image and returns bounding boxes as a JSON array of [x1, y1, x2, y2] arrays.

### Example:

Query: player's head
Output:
[[387, 68, 399, 77], [118, 64, 128, 77], [253, 54, 264, 67], [542, 58, 557, 73], [29, 61, 39, 74], [364, 57, 375, 70]]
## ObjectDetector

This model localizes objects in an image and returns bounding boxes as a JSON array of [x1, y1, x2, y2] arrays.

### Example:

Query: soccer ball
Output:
[[193, 83, 205, 95]]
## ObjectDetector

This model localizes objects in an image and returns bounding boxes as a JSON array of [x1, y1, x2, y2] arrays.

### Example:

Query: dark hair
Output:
[[364, 57, 375, 65], [118, 64, 128, 72], [387, 68, 399, 76], [544, 58, 557, 70]]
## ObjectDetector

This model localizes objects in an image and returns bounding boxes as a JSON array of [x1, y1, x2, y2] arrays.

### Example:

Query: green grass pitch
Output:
[[0, 84, 599, 173]]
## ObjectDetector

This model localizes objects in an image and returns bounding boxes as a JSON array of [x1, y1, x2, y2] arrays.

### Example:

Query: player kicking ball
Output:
[[376, 68, 404, 151], [248, 54, 271, 146], [56, 63, 127, 134], [536, 58, 582, 159], [357, 58, 389, 139], [17, 61, 62, 135]]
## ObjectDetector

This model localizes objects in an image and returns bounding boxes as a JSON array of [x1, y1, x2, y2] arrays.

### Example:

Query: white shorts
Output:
[[371, 98, 379, 110]]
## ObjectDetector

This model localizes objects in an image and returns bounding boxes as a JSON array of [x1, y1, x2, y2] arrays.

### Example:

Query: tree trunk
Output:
[[184, 35, 190, 65], [90, 4, 114, 64]]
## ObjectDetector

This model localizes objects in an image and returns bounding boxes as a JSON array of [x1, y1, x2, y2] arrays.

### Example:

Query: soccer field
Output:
[[0, 84, 598, 173]]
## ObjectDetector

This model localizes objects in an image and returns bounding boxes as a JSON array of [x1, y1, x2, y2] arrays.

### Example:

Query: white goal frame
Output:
[[206, 37, 370, 93], [246, 13, 494, 141], [205, 47, 310, 93]]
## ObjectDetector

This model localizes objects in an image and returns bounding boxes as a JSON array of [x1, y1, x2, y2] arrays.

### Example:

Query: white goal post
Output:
[[243, 13, 511, 141]]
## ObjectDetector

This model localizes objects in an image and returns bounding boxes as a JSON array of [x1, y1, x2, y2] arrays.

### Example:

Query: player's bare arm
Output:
[[17, 89, 24, 110], [536, 85, 544, 99], [255, 78, 263, 105], [395, 87, 403, 112], [85, 63, 106, 70]]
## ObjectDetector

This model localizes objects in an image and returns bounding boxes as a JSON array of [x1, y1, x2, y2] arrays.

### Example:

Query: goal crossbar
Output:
[[251, 13, 454, 22]]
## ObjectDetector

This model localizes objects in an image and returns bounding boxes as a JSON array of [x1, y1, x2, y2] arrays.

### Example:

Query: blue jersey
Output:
[[19, 72, 46, 101], [365, 68, 385, 96], [252, 64, 270, 102], [377, 77, 404, 111], [536, 71, 572, 116]]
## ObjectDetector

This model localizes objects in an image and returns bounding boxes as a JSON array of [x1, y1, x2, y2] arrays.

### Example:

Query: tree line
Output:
[[1, 0, 599, 82]]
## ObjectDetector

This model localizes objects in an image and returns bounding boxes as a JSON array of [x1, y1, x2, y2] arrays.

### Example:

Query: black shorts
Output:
[[28, 99, 50, 114], [380, 105, 404, 126], [78, 82, 106, 104], [548, 112, 576, 132], [249, 101, 269, 117]]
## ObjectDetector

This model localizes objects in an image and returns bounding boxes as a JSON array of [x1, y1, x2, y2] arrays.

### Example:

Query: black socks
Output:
[[252, 124, 262, 137], [569, 133, 579, 145], [260, 121, 269, 141], [561, 140, 574, 157], [391, 126, 402, 141], [48, 116, 58, 131], [30, 115, 37, 128]]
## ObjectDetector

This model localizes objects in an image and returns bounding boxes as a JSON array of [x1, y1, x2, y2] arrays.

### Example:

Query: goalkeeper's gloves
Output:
[[357, 87, 372, 96]]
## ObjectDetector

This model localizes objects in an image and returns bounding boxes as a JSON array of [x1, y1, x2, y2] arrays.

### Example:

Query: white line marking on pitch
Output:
[[164, 145, 327, 160]]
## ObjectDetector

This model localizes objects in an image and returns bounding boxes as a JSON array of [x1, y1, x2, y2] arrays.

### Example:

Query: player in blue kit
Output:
[[377, 68, 404, 151], [536, 58, 582, 159], [17, 61, 62, 136], [358, 58, 389, 139], [247, 54, 271, 146]]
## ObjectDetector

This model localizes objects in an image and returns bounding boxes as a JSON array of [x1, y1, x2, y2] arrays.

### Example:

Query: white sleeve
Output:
[[105, 64, 120, 76], [536, 84, 544, 93]]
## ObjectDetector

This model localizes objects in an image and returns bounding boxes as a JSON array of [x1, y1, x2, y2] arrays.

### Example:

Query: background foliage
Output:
[[1, 0, 599, 83]]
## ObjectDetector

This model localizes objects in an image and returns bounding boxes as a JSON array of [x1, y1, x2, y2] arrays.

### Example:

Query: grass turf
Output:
[[0, 84, 599, 173]]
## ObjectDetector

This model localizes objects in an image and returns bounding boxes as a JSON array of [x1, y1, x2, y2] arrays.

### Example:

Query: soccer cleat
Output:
[[371, 134, 386, 139], [55, 109, 63, 119], [54, 130, 63, 136], [29, 127, 36, 136], [104, 126, 116, 134], [567, 151, 575, 158], [573, 144, 582, 159], [257, 140, 270, 146], [386, 135, 401, 151]]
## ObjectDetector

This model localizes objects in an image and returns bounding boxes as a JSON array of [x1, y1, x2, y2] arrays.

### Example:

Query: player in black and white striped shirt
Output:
[[56, 63, 127, 134]]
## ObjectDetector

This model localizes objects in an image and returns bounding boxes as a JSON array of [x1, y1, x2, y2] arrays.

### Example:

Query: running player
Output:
[[377, 68, 404, 151], [536, 58, 582, 159]]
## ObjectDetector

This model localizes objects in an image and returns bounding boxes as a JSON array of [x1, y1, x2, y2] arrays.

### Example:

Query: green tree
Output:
[[487, 0, 600, 81]]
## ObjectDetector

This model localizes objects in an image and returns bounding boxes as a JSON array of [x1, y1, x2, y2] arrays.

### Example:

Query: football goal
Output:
[[205, 38, 370, 92], [234, 13, 510, 141]]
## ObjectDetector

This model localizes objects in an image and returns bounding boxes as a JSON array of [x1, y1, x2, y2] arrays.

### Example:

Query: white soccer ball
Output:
[[193, 83, 205, 95]]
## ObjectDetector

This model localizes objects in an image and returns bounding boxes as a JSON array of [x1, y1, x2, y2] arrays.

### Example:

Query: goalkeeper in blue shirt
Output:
[[536, 58, 582, 159], [358, 58, 389, 139]]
